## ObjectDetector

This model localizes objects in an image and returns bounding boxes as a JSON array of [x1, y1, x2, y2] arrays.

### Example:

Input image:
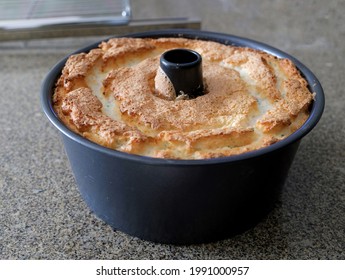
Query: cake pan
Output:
[[41, 29, 324, 244]]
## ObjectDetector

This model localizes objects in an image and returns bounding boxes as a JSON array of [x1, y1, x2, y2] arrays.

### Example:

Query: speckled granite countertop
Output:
[[1, 0, 344, 259]]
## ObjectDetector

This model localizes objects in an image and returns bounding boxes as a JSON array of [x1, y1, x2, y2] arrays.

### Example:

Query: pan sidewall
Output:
[[62, 134, 300, 244]]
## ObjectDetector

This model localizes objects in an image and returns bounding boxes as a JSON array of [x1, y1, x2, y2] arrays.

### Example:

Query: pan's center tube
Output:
[[160, 49, 204, 99]]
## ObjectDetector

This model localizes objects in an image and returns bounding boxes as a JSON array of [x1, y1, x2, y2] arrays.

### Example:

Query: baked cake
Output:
[[53, 37, 314, 159]]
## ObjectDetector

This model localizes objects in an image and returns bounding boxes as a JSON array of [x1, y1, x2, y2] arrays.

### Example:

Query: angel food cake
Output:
[[53, 37, 314, 159]]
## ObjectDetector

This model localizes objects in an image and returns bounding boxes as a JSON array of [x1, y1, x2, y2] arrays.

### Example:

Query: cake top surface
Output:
[[53, 37, 314, 159]]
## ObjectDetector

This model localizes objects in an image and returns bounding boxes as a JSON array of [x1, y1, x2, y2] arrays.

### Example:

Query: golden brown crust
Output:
[[53, 37, 314, 159]]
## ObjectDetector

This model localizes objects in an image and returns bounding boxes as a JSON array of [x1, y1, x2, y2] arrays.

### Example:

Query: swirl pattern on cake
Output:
[[53, 37, 314, 159]]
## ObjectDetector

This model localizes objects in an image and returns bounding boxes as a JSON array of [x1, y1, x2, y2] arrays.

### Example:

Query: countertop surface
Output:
[[1, 0, 344, 259]]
